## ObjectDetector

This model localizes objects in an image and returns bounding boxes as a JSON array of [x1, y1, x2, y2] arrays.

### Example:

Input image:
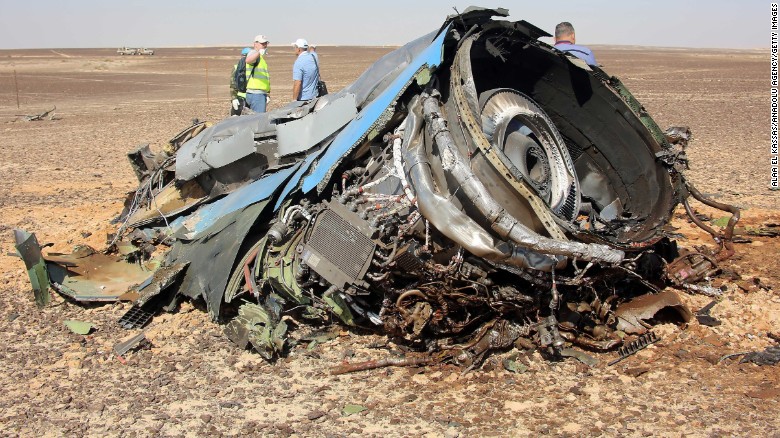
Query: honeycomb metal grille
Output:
[[308, 209, 374, 281], [561, 135, 584, 161], [557, 183, 578, 221], [394, 250, 423, 273]]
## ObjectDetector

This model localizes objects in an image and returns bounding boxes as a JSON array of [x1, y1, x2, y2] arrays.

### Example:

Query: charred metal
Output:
[[14, 8, 740, 370]]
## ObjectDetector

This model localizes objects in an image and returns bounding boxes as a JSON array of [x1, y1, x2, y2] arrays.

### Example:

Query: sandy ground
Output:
[[0, 45, 778, 437]]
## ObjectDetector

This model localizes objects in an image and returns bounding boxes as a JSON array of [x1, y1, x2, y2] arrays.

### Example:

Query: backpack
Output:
[[233, 56, 256, 93]]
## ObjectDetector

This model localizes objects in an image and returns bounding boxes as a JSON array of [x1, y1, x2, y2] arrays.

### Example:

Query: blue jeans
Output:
[[246, 93, 267, 113]]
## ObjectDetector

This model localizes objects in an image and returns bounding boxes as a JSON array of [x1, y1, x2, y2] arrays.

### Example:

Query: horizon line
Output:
[[0, 43, 769, 52]]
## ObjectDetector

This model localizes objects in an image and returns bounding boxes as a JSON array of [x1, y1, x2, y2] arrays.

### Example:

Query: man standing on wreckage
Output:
[[14, 7, 739, 369]]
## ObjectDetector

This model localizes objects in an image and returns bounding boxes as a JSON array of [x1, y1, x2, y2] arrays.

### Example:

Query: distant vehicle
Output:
[[117, 47, 138, 55], [139, 48, 155, 55]]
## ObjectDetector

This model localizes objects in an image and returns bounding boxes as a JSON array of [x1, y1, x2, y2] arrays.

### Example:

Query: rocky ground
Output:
[[0, 45, 777, 437]]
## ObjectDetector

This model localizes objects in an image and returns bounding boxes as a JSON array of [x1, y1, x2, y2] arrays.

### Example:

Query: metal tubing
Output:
[[402, 97, 559, 271], [421, 92, 624, 264], [685, 182, 739, 260]]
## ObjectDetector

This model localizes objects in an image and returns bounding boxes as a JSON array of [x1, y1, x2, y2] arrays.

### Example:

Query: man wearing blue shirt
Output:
[[553, 22, 597, 66], [291, 38, 320, 101]]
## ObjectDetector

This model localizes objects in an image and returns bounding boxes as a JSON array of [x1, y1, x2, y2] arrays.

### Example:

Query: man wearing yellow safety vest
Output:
[[244, 34, 271, 112]]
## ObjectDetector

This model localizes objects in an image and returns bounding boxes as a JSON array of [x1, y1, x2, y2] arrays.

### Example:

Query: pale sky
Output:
[[0, 0, 769, 50]]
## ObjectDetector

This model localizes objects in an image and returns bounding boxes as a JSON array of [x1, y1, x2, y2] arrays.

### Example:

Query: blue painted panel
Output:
[[274, 152, 321, 212], [300, 26, 450, 194], [184, 164, 299, 237]]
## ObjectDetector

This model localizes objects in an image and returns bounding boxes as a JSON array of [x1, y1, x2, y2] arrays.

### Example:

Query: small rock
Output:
[[307, 410, 326, 421], [200, 414, 212, 424], [623, 366, 650, 378], [444, 428, 460, 438]]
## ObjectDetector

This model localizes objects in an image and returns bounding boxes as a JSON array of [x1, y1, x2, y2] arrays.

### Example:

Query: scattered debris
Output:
[[113, 331, 149, 357], [342, 404, 368, 416], [695, 300, 722, 327], [721, 343, 780, 366], [740, 346, 780, 366], [681, 283, 724, 297], [13, 230, 50, 307], [64, 320, 95, 335], [218, 401, 243, 409], [608, 332, 660, 366], [15, 107, 57, 122], [623, 366, 651, 378]]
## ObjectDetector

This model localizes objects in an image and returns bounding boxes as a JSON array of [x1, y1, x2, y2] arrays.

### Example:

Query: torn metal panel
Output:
[[201, 126, 257, 169], [44, 246, 156, 302], [614, 290, 692, 335], [174, 127, 211, 181], [174, 110, 279, 182], [176, 164, 299, 240], [277, 93, 358, 157], [13, 230, 50, 307], [132, 262, 189, 306], [174, 200, 270, 317], [341, 31, 438, 109], [126, 180, 208, 227]]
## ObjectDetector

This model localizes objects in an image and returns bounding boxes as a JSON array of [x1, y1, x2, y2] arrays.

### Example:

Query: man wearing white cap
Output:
[[244, 34, 271, 112], [291, 38, 320, 101]]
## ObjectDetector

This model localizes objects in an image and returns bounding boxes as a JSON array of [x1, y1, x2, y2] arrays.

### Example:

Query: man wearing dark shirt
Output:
[[554, 22, 597, 66]]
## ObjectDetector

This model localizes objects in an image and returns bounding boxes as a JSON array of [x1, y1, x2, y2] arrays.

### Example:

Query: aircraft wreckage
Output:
[[15, 8, 740, 369]]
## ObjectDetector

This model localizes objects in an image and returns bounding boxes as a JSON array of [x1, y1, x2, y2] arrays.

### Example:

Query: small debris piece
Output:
[[64, 320, 94, 335], [717, 351, 752, 364], [330, 353, 440, 375], [113, 331, 148, 357], [118, 305, 154, 329], [615, 291, 692, 334], [224, 301, 287, 360], [710, 216, 730, 228], [740, 346, 780, 366], [608, 332, 660, 366], [559, 347, 599, 367], [502, 357, 529, 373], [682, 283, 724, 297], [666, 252, 719, 286], [342, 404, 367, 416], [695, 300, 722, 327], [17, 107, 57, 122]]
